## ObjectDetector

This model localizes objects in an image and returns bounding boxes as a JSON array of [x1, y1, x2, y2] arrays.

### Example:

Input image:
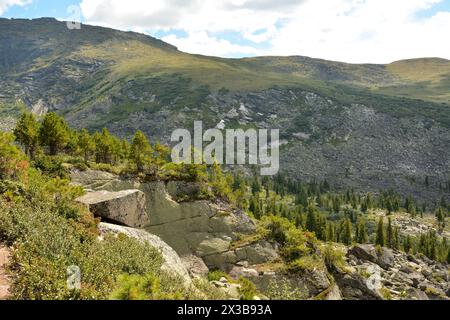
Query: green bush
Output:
[[110, 272, 185, 300], [237, 277, 258, 300], [287, 255, 323, 273], [33, 155, 69, 179], [260, 215, 311, 261], [207, 270, 230, 282], [322, 244, 346, 271], [266, 279, 307, 300]]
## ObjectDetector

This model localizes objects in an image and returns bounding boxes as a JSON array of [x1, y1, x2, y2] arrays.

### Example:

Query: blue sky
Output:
[[1, 0, 450, 63]]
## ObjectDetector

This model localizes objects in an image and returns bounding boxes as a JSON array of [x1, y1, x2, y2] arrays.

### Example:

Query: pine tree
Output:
[[376, 216, 385, 247], [357, 219, 368, 243], [93, 128, 114, 164], [13, 112, 40, 159], [327, 222, 335, 243], [78, 129, 94, 163], [38, 112, 70, 155], [306, 201, 318, 233], [154, 141, 170, 168], [387, 217, 393, 248], [393, 227, 400, 250], [404, 235, 413, 254], [130, 130, 153, 172], [342, 218, 352, 245]]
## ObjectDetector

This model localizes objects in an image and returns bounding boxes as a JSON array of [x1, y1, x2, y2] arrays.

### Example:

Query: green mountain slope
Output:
[[1, 18, 450, 202]]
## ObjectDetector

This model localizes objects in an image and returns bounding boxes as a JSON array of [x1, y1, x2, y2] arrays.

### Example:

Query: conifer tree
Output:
[[393, 227, 400, 250], [13, 112, 40, 159], [130, 130, 153, 172], [376, 216, 385, 247], [38, 112, 70, 155], [357, 219, 368, 243], [342, 218, 352, 245], [306, 201, 318, 233], [327, 222, 335, 243], [387, 217, 393, 248], [78, 129, 94, 163]]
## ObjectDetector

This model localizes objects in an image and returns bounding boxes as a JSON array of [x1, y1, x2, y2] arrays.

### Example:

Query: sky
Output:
[[1, 0, 450, 63]]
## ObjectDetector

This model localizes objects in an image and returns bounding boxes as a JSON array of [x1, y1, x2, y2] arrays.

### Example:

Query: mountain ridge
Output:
[[1, 18, 450, 202]]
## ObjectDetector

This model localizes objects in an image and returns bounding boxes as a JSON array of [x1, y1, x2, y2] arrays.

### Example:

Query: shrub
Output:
[[0, 132, 28, 180], [237, 277, 258, 300], [207, 270, 230, 282], [260, 215, 311, 261], [287, 255, 323, 273], [33, 155, 69, 179], [109, 273, 185, 300], [322, 244, 346, 271], [266, 279, 307, 300]]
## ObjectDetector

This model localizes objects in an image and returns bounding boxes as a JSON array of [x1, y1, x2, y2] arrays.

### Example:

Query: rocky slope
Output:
[[336, 244, 449, 300], [72, 169, 449, 300], [1, 18, 450, 203]]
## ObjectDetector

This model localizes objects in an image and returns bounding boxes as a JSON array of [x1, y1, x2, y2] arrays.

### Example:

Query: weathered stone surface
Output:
[[196, 237, 232, 257], [181, 255, 209, 278], [235, 241, 279, 265], [348, 244, 378, 263], [75, 178, 258, 262], [407, 288, 429, 300], [335, 272, 383, 300], [98, 223, 192, 285], [377, 248, 395, 270], [203, 251, 238, 271], [229, 266, 259, 280], [77, 190, 149, 228], [338, 243, 450, 300], [324, 284, 343, 300], [70, 169, 119, 190], [211, 279, 241, 299], [305, 269, 331, 292]]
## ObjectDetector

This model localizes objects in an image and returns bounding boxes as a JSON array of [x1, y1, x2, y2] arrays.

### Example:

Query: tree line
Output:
[[13, 112, 170, 174]]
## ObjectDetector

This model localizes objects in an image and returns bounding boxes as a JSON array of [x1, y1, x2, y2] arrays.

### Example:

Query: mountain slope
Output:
[[1, 18, 450, 202]]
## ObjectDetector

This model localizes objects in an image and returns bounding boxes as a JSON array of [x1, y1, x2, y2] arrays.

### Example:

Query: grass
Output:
[[4, 18, 450, 131]]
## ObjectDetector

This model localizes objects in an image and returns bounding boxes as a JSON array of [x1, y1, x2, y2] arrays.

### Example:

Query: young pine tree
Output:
[[387, 217, 393, 248], [130, 130, 153, 173], [13, 112, 40, 159], [38, 112, 70, 155], [356, 219, 368, 244], [78, 129, 94, 163], [342, 218, 353, 245], [376, 216, 385, 247], [306, 201, 318, 233]]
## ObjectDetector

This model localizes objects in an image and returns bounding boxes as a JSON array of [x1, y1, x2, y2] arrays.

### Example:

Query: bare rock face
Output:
[[339, 244, 450, 300], [76, 190, 149, 228], [181, 255, 209, 278], [98, 223, 192, 286], [348, 244, 378, 263]]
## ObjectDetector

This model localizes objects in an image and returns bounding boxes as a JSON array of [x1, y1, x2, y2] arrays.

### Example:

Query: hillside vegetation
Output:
[[1, 18, 450, 208], [0, 112, 448, 300]]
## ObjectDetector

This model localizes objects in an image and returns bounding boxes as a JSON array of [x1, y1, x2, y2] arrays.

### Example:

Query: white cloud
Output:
[[0, 0, 32, 14], [79, 0, 450, 63], [162, 31, 259, 57]]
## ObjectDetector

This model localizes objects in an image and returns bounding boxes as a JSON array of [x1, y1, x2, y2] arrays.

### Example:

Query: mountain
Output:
[[1, 18, 450, 202]]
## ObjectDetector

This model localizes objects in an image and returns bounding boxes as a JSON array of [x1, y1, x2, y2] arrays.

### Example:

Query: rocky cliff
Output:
[[72, 169, 449, 300]]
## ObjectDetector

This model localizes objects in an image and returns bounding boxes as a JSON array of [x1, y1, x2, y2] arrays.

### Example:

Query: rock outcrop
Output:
[[72, 171, 259, 270], [76, 190, 149, 227], [98, 223, 192, 286], [71, 170, 449, 300], [337, 244, 449, 300]]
